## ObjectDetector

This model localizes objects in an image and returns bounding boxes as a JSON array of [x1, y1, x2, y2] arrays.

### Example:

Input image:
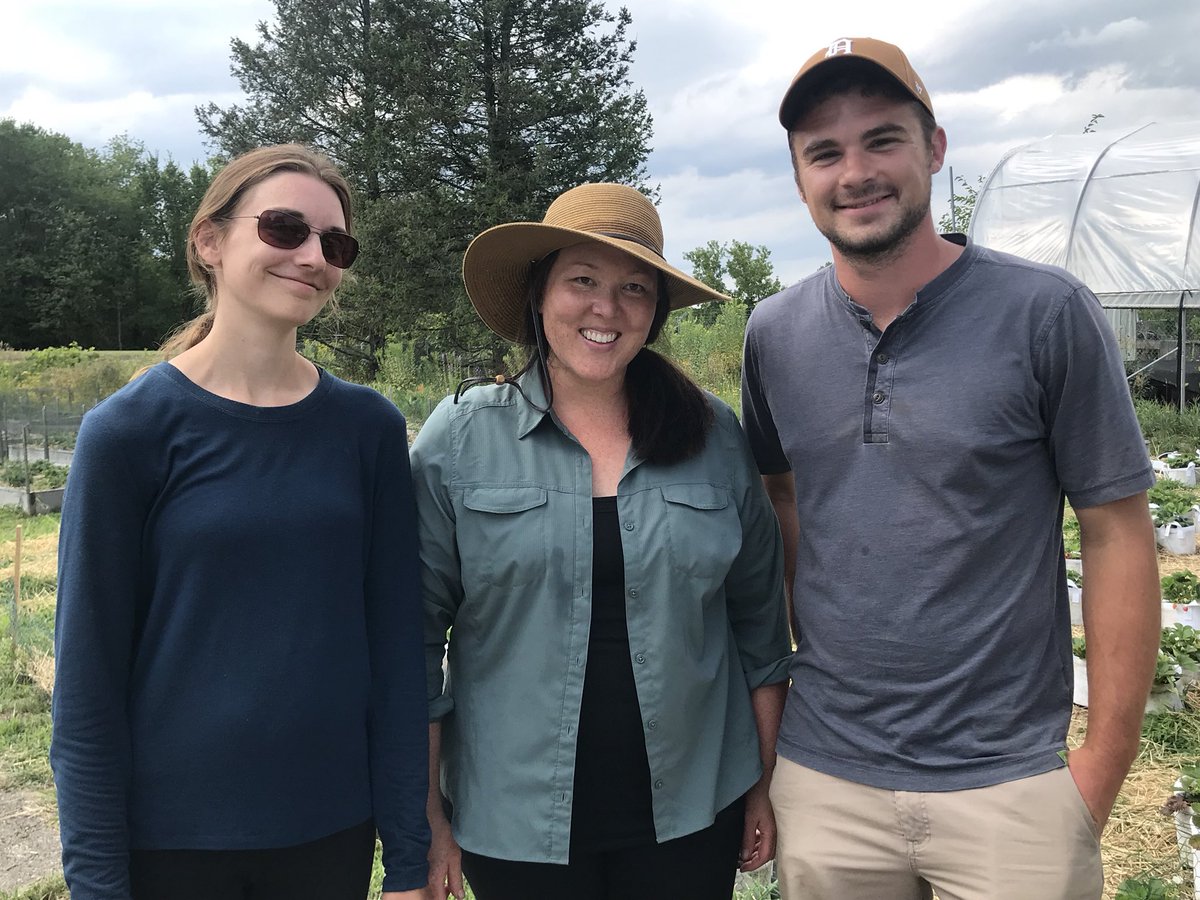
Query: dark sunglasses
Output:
[[227, 209, 360, 269]]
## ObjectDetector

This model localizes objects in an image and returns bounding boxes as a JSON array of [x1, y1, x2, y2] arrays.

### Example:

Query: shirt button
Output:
[[629, 588, 639, 599], [624, 521, 635, 531], [876, 352, 890, 364], [654, 779, 664, 790], [634, 653, 646, 664], [647, 720, 657, 729], [872, 390, 885, 404]]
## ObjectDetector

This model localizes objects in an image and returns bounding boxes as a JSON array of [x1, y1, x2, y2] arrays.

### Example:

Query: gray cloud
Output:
[[7, 0, 1197, 289], [922, 0, 1200, 93]]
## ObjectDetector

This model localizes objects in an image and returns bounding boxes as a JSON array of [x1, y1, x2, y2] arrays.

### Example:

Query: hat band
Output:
[[596, 231, 665, 259]]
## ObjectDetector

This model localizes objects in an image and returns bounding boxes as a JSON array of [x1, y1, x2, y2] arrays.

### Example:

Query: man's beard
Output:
[[821, 186, 930, 267]]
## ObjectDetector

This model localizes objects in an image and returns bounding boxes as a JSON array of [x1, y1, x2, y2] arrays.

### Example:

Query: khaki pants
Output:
[[770, 757, 1103, 900]]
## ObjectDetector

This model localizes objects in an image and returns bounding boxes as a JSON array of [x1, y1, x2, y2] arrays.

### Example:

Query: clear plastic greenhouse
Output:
[[968, 121, 1200, 403]]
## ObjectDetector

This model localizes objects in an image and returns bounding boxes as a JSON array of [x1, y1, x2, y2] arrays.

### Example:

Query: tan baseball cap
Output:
[[779, 37, 933, 129]]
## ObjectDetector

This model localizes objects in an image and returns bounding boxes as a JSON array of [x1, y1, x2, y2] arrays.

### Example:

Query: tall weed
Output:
[[660, 303, 748, 413], [1138, 399, 1200, 457]]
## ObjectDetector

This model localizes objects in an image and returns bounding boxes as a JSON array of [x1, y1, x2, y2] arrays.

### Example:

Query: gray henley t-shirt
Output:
[[742, 236, 1154, 791]]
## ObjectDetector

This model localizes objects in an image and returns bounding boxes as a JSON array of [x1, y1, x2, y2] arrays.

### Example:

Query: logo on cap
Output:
[[825, 39, 854, 58]]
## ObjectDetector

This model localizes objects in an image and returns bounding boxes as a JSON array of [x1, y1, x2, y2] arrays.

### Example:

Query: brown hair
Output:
[[159, 144, 354, 358]]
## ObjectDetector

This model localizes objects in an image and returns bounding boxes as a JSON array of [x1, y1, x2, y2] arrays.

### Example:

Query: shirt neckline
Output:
[[154, 361, 334, 422]]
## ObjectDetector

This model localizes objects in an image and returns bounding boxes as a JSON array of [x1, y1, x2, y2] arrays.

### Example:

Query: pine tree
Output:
[[198, 0, 653, 376]]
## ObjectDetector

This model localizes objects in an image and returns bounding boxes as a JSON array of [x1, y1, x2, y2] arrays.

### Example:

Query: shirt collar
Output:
[[515, 364, 554, 439]]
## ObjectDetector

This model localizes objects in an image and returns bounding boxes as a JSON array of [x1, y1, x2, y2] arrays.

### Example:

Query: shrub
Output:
[[1139, 398, 1200, 457], [1149, 478, 1200, 508], [662, 303, 748, 412], [1114, 875, 1170, 900], [0, 460, 68, 491], [1163, 572, 1200, 604]]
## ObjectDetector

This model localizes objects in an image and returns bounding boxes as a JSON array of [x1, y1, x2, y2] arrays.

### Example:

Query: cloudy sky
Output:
[[3, 0, 1198, 285]]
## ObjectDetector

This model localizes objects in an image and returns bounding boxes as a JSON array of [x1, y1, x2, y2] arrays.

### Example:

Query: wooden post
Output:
[[11, 525, 21, 656], [42, 405, 50, 461]]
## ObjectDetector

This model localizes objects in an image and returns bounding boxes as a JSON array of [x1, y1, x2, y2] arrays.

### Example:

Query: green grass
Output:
[[0, 644, 54, 790], [0, 874, 68, 900], [0, 511, 61, 543], [1140, 705, 1200, 759], [1138, 399, 1200, 457]]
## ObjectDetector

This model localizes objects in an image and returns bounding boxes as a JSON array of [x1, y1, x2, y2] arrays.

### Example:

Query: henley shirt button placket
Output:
[[876, 352, 890, 364], [873, 390, 886, 404]]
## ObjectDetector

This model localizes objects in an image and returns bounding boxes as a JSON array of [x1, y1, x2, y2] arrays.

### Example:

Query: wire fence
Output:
[[1, 391, 91, 462]]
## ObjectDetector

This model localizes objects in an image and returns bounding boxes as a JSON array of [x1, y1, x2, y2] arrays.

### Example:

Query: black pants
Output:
[[461, 797, 745, 900], [130, 819, 376, 900]]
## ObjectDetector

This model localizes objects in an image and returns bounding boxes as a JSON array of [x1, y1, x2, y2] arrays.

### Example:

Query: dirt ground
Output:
[[0, 789, 60, 893]]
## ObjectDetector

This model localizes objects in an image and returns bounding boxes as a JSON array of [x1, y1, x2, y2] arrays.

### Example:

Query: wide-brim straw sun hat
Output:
[[462, 183, 732, 343]]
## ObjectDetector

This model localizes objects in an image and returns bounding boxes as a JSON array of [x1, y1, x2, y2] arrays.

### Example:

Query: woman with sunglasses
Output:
[[51, 144, 429, 900], [412, 184, 792, 900]]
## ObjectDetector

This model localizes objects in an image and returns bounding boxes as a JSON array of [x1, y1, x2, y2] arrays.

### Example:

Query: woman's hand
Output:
[[739, 776, 777, 872], [427, 812, 465, 900]]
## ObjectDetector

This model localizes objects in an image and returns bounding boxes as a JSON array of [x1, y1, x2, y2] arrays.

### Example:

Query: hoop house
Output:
[[969, 121, 1200, 403]]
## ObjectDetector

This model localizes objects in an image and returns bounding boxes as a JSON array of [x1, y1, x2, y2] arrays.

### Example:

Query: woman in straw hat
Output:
[[51, 144, 429, 900], [411, 183, 791, 900]]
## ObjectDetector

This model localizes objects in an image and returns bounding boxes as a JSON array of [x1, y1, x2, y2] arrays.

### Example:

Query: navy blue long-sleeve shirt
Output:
[[51, 362, 430, 898]]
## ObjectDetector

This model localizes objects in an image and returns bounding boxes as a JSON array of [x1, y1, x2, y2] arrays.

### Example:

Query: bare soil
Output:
[[0, 789, 60, 893]]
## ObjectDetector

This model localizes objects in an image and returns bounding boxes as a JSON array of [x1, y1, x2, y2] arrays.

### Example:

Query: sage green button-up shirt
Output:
[[410, 372, 791, 864]]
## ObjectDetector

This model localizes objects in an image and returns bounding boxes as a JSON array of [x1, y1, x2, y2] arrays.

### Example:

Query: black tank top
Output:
[[569, 496, 656, 851]]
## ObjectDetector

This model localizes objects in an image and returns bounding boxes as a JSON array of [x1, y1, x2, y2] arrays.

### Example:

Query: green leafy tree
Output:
[[682, 239, 783, 323], [937, 173, 983, 235], [199, 0, 653, 376], [0, 122, 209, 349], [133, 156, 213, 331]]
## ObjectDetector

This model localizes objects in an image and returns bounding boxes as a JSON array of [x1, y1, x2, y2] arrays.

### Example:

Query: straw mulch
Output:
[[1080, 543, 1200, 898]]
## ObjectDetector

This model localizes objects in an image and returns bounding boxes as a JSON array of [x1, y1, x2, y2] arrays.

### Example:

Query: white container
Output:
[[1165, 461, 1198, 486], [1072, 656, 1088, 707], [1067, 583, 1083, 626], [1175, 806, 1195, 869], [1159, 521, 1198, 555], [1171, 780, 1196, 870], [1164, 604, 1200, 630], [1064, 557, 1083, 575], [1146, 685, 1185, 714]]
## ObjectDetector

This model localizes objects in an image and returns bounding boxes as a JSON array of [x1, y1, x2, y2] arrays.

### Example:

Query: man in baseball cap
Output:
[[742, 36, 1159, 899]]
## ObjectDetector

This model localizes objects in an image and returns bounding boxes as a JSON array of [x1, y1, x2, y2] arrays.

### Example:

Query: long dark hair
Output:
[[512, 249, 714, 466]]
